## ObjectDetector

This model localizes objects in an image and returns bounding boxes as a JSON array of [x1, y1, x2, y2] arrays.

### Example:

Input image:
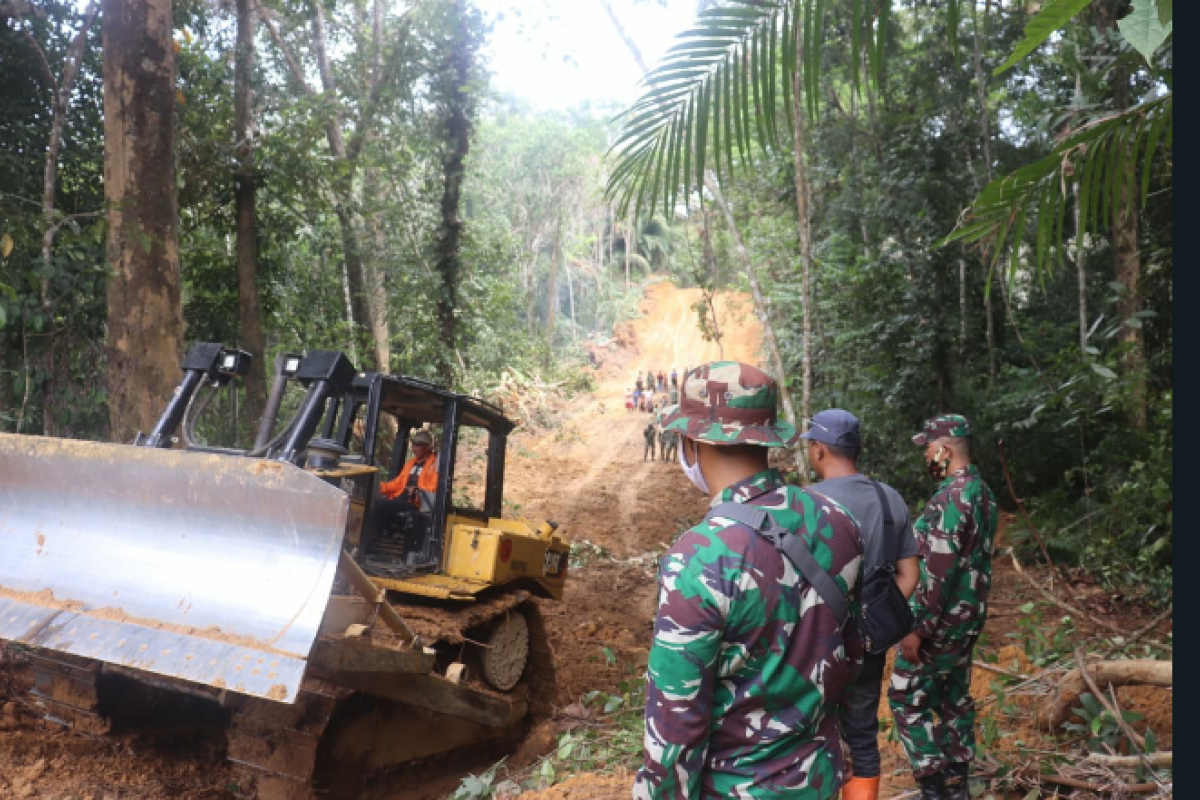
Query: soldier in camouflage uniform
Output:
[[634, 362, 865, 800], [888, 415, 998, 800], [663, 429, 679, 461], [643, 420, 658, 460]]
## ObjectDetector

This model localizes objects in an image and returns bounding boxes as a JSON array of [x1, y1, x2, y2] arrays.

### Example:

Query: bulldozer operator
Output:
[[372, 429, 439, 552]]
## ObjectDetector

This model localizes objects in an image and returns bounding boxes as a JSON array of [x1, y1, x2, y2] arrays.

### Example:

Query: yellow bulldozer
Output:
[[0, 343, 570, 798]]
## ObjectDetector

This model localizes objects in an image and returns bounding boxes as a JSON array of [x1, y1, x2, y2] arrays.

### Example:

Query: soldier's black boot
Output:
[[916, 771, 948, 800], [942, 762, 970, 800]]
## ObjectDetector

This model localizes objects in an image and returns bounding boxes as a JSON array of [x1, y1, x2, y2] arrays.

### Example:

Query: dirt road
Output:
[[501, 281, 765, 705]]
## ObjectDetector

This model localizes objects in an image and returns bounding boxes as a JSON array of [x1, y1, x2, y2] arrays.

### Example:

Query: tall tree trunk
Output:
[[606, 205, 614, 273], [334, 203, 374, 355], [544, 214, 562, 366], [363, 166, 392, 372], [1076, 177, 1088, 354], [234, 0, 265, 430], [523, 257, 538, 334], [309, 4, 377, 365], [792, 17, 814, 431], [34, 0, 99, 436], [701, 208, 719, 285], [566, 256, 577, 340], [363, 0, 391, 372], [263, 2, 407, 368], [102, 0, 184, 443], [971, 0, 998, 386], [432, 0, 474, 385], [624, 211, 633, 288], [1094, 0, 1145, 429], [959, 259, 967, 359]]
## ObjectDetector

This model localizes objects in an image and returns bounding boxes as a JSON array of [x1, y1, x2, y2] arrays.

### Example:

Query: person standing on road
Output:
[[662, 428, 679, 462], [801, 409, 920, 800], [889, 415, 997, 800], [643, 420, 658, 461], [635, 362, 864, 800]]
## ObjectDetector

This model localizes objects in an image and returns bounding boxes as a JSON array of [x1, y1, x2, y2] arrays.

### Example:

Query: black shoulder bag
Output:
[[858, 482, 915, 654], [704, 501, 849, 628]]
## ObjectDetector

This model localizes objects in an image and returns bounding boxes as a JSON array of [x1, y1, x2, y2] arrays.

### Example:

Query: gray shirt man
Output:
[[811, 474, 917, 573], [800, 407, 921, 787]]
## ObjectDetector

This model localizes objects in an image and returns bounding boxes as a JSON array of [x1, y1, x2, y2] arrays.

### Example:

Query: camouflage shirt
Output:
[[910, 464, 998, 644], [635, 469, 864, 800]]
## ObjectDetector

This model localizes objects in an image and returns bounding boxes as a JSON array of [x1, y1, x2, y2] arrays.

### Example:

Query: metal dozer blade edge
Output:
[[0, 432, 349, 704]]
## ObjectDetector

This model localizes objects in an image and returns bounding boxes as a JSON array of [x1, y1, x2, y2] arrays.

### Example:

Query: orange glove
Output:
[[379, 475, 403, 500]]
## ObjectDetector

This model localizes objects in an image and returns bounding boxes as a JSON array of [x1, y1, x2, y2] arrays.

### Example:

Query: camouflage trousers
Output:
[[887, 639, 978, 779]]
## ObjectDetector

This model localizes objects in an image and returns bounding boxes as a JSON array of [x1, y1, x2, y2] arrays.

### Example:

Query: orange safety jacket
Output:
[[380, 452, 439, 503]]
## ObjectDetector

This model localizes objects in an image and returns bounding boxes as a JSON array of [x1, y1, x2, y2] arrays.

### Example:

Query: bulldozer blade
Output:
[[0, 433, 349, 704]]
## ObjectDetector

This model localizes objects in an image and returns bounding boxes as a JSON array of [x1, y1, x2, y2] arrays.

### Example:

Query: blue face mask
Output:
[[678, 438, 709, 495]]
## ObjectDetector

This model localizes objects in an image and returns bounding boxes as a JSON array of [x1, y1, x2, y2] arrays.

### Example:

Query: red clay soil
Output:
[[0, 280, 1171, 799]]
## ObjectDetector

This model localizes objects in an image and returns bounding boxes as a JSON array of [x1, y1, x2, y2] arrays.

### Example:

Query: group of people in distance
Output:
[[636, 362, 996, 800], [642, 415, 680, 462], [626, 366, 682, 413]]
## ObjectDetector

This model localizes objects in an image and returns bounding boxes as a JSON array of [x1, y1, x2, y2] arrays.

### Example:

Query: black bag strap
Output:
[[868, 480, 896, 568], [705, 501, 848, 626]]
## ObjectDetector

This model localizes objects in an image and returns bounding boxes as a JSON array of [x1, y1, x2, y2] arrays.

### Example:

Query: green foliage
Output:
[[1025, 389, 1173, 603], [1117, 1, 1172, 63], [955, 0, 1173, 282], [451, 758, 508, 800], [944, 94, 1171, 282], [569, 539, 612, 568], [1008, 602, 1075, 667], [993, 0, 1096, 75], [1062, 692, 1148, 754], [0, 3, 108, 438], [605, 0, 898, 218], [451, 651, 647, 796]]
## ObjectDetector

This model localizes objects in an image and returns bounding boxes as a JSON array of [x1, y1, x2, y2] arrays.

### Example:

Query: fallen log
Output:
[[1038, 659, 1172, 729], [1041, 774, 1162, 794], [1087, 752, 1172, 769]]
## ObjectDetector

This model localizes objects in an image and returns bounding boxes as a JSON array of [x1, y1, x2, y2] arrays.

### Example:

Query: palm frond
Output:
[[605, 0, 892, 219], [606, 0, 790, 219], [993, 0, 1096, 76], [944, 93, 1172, 282]]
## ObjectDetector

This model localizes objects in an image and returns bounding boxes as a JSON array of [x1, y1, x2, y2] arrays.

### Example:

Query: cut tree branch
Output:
[[1100, 606, 1173, 658], [1009, 550, 1123, 636], [1087, 751, 1172, 768], [1037, 656, 1171, 729], [1040, 774, 1160, 793], [1075, 646, 1145, 751]]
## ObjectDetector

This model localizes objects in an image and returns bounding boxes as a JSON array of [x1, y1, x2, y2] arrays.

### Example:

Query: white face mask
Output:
[[678, 438, 710, 495]]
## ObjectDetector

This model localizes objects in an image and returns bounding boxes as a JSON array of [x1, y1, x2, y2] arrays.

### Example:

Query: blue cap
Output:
[[799, 409, 861, 450]]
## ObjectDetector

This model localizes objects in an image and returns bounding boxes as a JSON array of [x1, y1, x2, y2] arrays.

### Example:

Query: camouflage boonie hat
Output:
[[912, 414, 971, 446], [660, 362, 797, 447]]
